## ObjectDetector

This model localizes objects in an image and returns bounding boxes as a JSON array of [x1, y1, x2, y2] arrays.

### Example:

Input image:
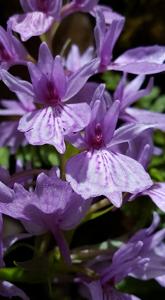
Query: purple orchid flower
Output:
[[114, 74, 165, 130], [0, 171, 91, 264], [66, 84, 153, 206], [0, 214, 29, 299], [0, 26, 28, 72], [0, 84, 35, 153], [86, 213, 165, 300], [65, 44, 94, 73], [8, 0, 62, 41], [1, 42, 99, 153], [94, 10, 165, 74]]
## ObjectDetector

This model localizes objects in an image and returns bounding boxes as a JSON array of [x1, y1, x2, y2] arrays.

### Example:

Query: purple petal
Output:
[[0, 70, 34, 102], [64, 58, 100, 101], [113, 46, 165, 74], [52, 56, 67, 99], [0, 121, 26, 153], [101, 19, 125, 68], [61, 103, 91, 134], [110, 123, 156, 148], [142, 183, 165, 212], [156, 275, 165, 287], [124, 107, 165, 131], [94, 10, 106, 56], [66, 149, 152, 201], [103, 100, 120, 145], [8, 12, 54, 41], [121, 76, 153, 109], [38, 42, 54, 77], [0, 100, 25, 116], [18, 107, 65, 153]]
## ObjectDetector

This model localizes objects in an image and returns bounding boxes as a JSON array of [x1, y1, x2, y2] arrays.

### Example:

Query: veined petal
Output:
[[38, 42, 53, 77], [8, 12, 54, 41], [61, 103, 91, 134], [124, 108, 165, 131], [18, 107, 65, 153], [112, 46, 165, 74], [66, 149, 152, 202], [142, 183, 165, 212]]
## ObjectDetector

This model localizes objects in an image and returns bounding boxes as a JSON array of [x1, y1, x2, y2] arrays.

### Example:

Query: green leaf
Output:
[[0, 147, 9, 168], [102, 71, 121, 90]]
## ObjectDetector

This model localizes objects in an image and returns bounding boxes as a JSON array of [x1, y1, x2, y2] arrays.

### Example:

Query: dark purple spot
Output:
[[37, 0, 49, 12], [0, 43, 11, 62], [45, 81, 61, 106]]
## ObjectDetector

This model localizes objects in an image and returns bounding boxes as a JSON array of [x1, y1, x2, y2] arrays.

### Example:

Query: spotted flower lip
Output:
[[66, 84, 153, 205], [1, 42, 99, 153], [8, 0, 62, 41]]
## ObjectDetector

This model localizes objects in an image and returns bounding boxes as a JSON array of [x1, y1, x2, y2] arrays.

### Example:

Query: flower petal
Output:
[[18, 107, 65, 153], [66, 149, 152, 201], [113, 46, 165, 74], [8, 12, 54, 41], [124, 107, 165, 131]]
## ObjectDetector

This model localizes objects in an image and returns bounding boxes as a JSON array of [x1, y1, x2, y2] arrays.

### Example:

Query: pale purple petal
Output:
[[103, 100, 120, 145], [94, 5, 125, 25], [113, 46, 165, 74], [142, 183, 165, 212], [64, 58, 100, 101], [109, 123, 156, 148], [101, 19, 125, 68], [38, 42, 54, 77], [52, 56, 67, 99], [66, 149, 152, 202], [65, 44, 94, 72], [120, 76, 153, 109], [18, 107, 65, 153], [156, 275, 165, 287], [61, 103, 91, 134], [0, 70, 34, 101], [0, 100, 25, 115], [8, 12, 54, 41], [124, 107, 165, 131], [0, 121, 26, 153]]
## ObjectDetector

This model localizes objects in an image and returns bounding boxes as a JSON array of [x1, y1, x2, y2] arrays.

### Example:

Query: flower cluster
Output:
[[0, 0, 165, 299]]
